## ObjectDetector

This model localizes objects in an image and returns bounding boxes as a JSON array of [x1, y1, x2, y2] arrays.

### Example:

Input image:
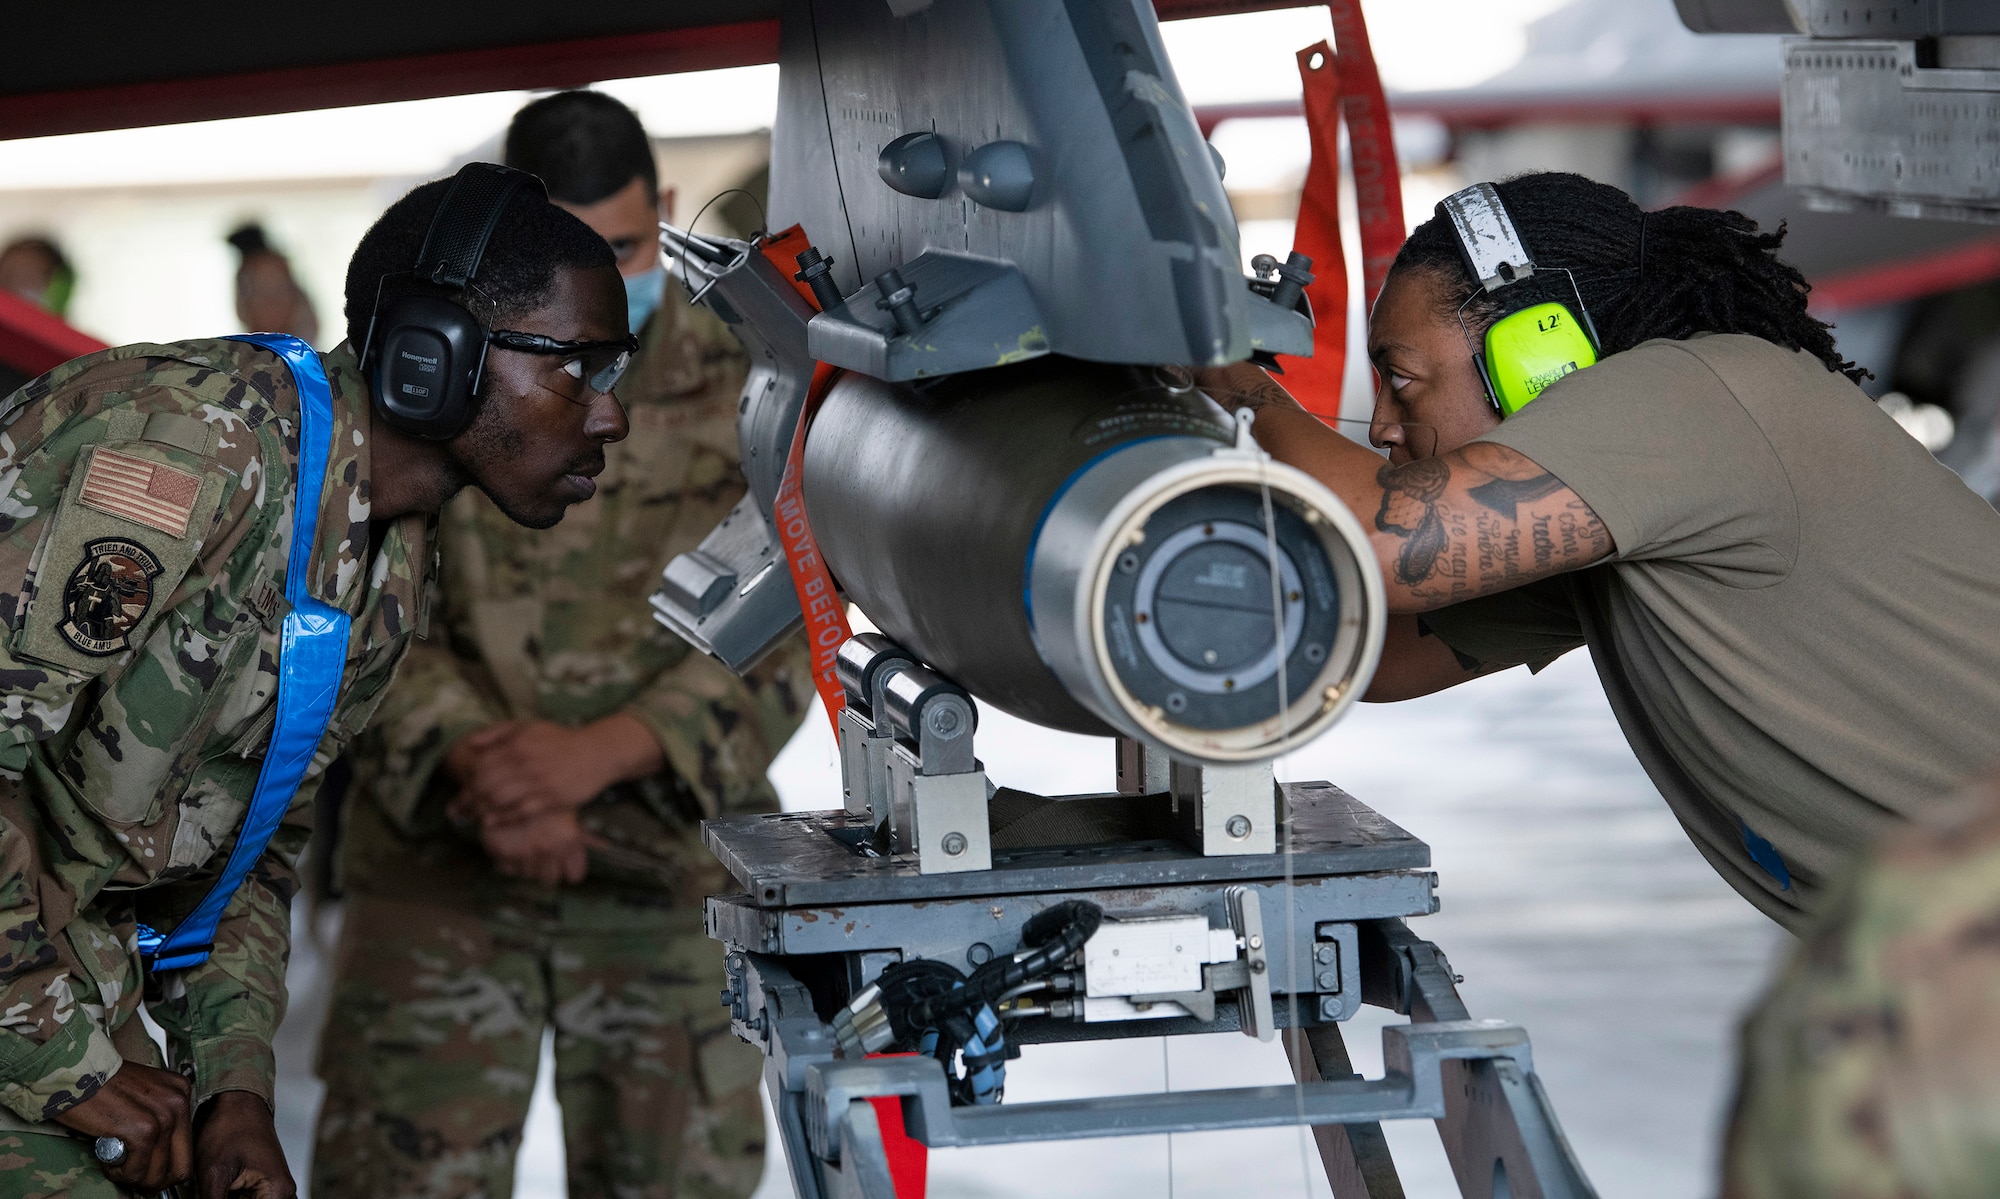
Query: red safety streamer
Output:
[[1329, 0, 1405, 309], [772, 362, 850, 737], [1285, 1, 1405, 421], [866, 1055, 931, 1198], [759, 226, 855, 736], [1285, 42, 1348, 419]]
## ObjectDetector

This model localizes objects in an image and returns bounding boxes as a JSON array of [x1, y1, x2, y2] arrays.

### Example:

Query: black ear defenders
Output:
[[361, 162, 547, 441], [1439, 183, 1602, 418]]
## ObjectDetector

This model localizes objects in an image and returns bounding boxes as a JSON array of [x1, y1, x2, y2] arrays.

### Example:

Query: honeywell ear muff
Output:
[[1438, 182, 1601, 418], [361, 162, 547, 441]]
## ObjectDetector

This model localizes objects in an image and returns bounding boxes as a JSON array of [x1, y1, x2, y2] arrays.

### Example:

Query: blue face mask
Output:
[[624, 263, 667, 335]]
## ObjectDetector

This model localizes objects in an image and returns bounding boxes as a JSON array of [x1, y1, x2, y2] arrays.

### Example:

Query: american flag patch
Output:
[[76, 448, 204, 537]]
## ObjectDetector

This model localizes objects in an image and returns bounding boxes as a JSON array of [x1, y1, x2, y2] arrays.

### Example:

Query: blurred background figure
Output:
[[504, 90, 677, 333], [227, 221, 319, 342], [0, 233, 94, 395], [1725, 769, 2000, 1198], [0, 234, 74, 317]]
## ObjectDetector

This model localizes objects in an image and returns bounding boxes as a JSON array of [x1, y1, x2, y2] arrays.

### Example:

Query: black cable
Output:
[[672, 187, 769, 302], [873, 958, 964, 1049], [861, 903, 1101, 1107], [910, 901, 1102, 1029]]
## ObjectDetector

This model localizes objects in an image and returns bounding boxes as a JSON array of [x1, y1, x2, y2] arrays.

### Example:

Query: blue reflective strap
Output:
[[1739, 818, 1792, 892], [140, 334, 351, 974]]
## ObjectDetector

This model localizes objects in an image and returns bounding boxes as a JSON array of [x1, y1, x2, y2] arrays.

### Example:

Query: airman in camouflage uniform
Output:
[[1725, 769, 2000, 1197], [0, 338, 433, 1194], [312, 289, 812, 1199]]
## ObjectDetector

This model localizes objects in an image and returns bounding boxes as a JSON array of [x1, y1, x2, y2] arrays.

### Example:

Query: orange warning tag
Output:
[[757, 223, 856, 734], [773, 362, 854, 735]]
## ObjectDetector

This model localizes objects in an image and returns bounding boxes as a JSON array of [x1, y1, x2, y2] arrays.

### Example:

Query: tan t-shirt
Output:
[[1423, 333, 2000, 930]]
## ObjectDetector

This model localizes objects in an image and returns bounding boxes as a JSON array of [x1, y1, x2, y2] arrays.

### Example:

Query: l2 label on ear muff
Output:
[[1485, 301, 1598, 417]]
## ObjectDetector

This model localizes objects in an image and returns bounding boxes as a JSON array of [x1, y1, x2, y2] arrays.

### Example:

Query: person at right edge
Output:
[[1202, 170, 2000, 931], [311, 91, 813, 1199], [1723, 766, 2000, 1197]]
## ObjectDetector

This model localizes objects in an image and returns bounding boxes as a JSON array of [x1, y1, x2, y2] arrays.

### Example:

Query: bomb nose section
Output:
[[1109, 491, 1324, 722], [1029, 452, 1383, 764]]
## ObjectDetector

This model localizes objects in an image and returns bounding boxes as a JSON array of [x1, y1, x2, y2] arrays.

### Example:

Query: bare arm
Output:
[[1363, 615, 1483, 700], [1203, 362, 1614, 614]]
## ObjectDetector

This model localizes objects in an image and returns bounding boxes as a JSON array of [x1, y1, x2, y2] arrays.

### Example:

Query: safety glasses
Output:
[[486, 329, 639, 399]]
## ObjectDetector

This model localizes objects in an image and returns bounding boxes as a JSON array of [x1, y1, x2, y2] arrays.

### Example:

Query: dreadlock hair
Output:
[[343, 173, 614, 352], [1392, 171, 1868, 385]]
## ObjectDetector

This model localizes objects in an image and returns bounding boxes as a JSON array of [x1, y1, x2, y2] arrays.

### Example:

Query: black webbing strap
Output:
[[413, 163, 547, 288]]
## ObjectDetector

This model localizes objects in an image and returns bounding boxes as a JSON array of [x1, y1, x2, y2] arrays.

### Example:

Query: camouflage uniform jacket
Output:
[[1725, 771, 2000, 1197], [0, 340, 433, 1124], [343, 291, 812, 910]]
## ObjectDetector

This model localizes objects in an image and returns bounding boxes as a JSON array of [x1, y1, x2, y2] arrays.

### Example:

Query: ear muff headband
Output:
[[364, 163, 548, 440], [1439, 183, 1601, 418], [416, 165, 540, 288]]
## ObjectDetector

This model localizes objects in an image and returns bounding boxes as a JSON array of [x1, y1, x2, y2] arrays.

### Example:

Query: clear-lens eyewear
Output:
[[486, 329, 639, 399]]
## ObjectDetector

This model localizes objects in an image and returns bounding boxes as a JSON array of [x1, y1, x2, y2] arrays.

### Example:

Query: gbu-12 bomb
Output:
[[645, 226, 1383, 764], [802, 357, 1383, 762]]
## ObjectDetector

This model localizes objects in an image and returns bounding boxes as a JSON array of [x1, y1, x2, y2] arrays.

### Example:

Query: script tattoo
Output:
[[1372, 444, 1611, 607], [1196, 362, 1302, 414]]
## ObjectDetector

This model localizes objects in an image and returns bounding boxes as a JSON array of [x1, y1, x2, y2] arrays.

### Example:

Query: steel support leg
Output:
[[773, 1057, 912, 1199], [771, 1060, 831, 1199], [1286, 1023, 1408, 1199], [1360, 920, 1599, 1199], [828, 1100, 901, 1199]]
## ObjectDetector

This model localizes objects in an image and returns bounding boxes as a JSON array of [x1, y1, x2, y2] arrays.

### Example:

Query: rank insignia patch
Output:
[[77, 447, 204, 537], [59, 538, 164, 656]]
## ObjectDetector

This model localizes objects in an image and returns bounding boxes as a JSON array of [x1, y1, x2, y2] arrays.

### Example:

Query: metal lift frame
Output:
[[706, 790, 1599, 1199]]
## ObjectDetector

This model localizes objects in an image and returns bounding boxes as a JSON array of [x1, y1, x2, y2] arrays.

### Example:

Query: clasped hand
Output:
[[56, 1069, 293, 1197], [445, 715, 663, 885]]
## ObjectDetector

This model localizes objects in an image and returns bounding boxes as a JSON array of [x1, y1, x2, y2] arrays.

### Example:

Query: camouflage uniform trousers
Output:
[[0, 1135, 142, 1199], [310, 886, 764, 1199]]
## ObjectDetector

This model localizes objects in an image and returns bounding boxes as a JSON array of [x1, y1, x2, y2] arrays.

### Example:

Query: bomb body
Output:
[[803, 357, 1383, 762]]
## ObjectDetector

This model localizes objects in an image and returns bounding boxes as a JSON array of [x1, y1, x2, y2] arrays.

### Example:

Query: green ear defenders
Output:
[[1438, 182, 1601, 417]]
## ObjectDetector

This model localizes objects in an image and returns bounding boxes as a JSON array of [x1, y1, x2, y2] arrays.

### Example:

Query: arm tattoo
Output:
[[1467, 473, 1565, 520], [1228, 374, 1295, 413], [1198, 362, 1304, 414], [1374, 458, 1452, 586], [1371, 448, 1610, 607]]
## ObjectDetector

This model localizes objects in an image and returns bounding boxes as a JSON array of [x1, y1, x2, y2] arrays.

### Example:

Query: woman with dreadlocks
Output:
[[1206, 170, 2000, 930]]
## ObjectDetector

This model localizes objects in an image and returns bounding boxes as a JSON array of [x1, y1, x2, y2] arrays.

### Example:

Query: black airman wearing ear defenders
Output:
[[314, 92, 814, 1199], [0, 164, 625, 1197], [1202, 170, 2000, 935]]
